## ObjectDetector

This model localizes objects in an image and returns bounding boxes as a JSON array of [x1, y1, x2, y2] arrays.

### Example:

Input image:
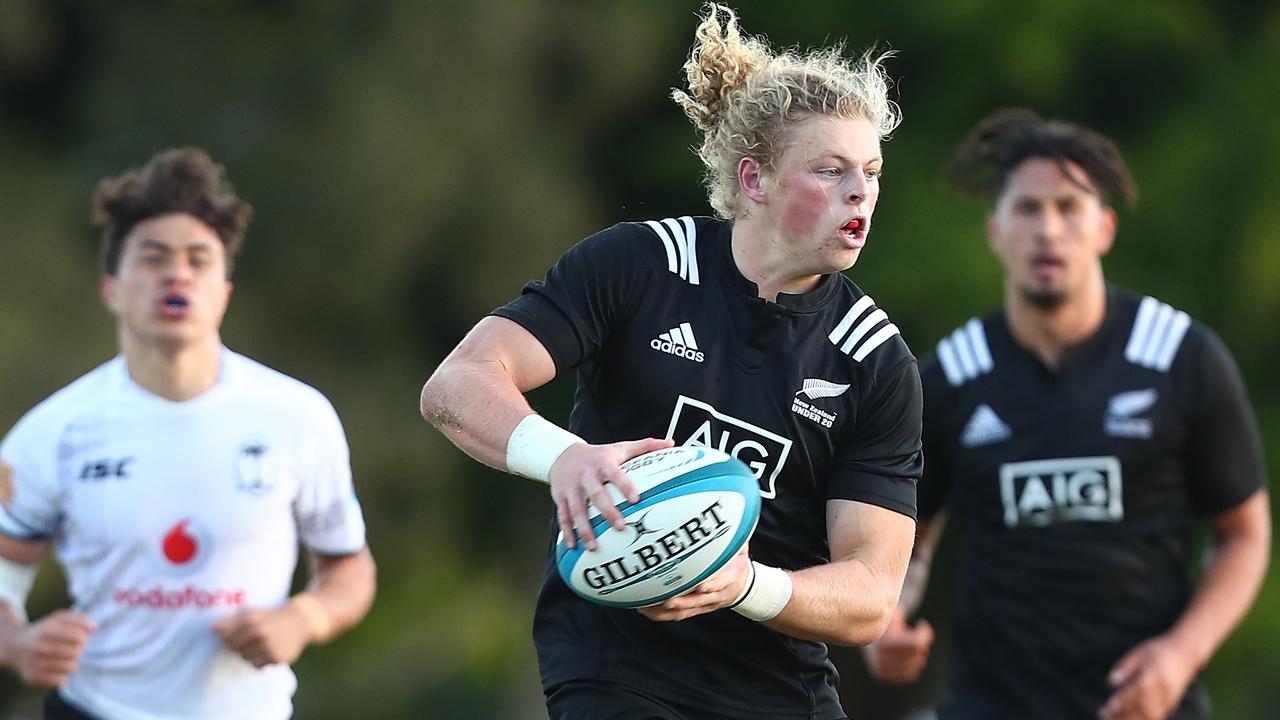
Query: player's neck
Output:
[[1005, 278, 1107, 370], [730, 220, 822, 302], [118, 331, 224, 402]]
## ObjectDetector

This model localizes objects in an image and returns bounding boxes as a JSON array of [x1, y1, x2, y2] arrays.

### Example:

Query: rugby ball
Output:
[[555, 445, 760, 608]]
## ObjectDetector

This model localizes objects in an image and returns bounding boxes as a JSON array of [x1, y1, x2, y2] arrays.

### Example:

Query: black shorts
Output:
[[545, 680, 849, 720], [547, 680, 687, 720], [43, 691, 99, 720]]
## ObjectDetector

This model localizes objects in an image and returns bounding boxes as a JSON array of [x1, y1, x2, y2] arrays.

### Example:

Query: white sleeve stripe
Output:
[[1139, 302, 1176, 367], [966, 318, 994, 372], [852, 324, 900, 362], [645, 220, 679, 275], [840, 309, 887, 355], [1154, 311, 1191, 371], [1125, 295, 1159, 363], [937, 338, 965, 387], [829, 296, 876, 345], [951, 327, 979, 379], [661, 217, 689, 282], [679, 322, 699, 350], [681, 216, 700, 285]]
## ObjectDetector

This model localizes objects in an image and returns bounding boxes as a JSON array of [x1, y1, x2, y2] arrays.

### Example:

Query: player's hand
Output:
[[637, 545, 752, 622], [213, 606, 312, 668], [1099, 634, 1199, 720], [862, 606, 934, 685], [2, 610, 96, 687], [549, 438, 674, 551]]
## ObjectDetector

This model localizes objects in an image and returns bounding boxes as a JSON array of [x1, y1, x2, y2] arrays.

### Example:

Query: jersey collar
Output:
[[714, 220, 840, 312]]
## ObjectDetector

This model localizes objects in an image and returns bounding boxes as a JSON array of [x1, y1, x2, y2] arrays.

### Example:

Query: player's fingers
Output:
[[1108, 647, 1145, 687], [606, 458, 645, 504], [591, 470, 628, 531], [912, 618, 935, 647], [619, 438, 674, 461], [554, 494, 577, 550], [565, 485, 597, 550], [1099, 681, 1141, 720]]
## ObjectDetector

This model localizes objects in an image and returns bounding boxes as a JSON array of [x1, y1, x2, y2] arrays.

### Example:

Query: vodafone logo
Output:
[[159, 519, 212, 575], [114, 517, 245, 610]]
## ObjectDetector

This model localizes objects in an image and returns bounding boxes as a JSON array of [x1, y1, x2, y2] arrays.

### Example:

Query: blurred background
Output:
[[1, 0, 1276, 718]]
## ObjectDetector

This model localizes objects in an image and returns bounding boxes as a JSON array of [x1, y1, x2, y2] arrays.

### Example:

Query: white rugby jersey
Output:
[[0, 349, 366, 720]]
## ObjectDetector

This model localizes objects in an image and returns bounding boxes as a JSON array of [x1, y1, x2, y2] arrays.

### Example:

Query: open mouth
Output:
[[839, 217, 867, 243], [158, 294, 191, 317]]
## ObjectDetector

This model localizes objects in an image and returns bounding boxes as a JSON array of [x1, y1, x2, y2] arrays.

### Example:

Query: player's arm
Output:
[[640, 499, 917, 647], [214, 546, 376, 669], [420, 316, 670, 550], [757, 499, 915, 646], [0, 534, 96, 687], [1101, 489, 1270, 720], [862, 512, 944, 684]]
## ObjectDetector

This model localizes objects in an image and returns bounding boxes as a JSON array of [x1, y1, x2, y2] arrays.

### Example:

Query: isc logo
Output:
[[998, 456, 1123, 528], [664, 395, 792, 499]]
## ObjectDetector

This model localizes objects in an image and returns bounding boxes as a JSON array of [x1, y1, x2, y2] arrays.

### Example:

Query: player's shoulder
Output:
[[1, 358, 126, 450], [1111, 287, 1214, 374], [578, 215, 723, 286], [823, 278, 915, 378], [224, 350, 338, 418], [920, 309, 1003, 394]]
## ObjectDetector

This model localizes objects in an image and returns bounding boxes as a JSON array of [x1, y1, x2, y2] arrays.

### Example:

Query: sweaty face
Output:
[[988, 158, 1115, 309], [765, 116, 882, 276], [102, 213, 232, 350]]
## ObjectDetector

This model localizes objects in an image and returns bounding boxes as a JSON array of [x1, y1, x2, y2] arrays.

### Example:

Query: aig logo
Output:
[[999, 456, 1123, 528], [664, 395, 792, 499]]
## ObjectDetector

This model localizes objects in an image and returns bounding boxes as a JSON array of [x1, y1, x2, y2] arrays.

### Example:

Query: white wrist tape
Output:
[[505, 414, 584, 483], [0, 555, 36, 623], [731, 561, 792, 622]]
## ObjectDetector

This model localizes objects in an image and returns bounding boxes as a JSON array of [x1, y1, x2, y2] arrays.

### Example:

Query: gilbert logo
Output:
[[160, 519, 213, 575], [999, 456, 1123, 528], [651, 322, 705, 363]]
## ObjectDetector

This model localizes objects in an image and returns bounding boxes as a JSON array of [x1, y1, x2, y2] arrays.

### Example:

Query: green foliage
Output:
[[1, 1, 1277, 717]]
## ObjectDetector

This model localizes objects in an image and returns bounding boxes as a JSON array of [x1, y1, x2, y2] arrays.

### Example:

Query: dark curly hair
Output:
[[93, 147, 253, 276], [946, 109, 1137, 207]]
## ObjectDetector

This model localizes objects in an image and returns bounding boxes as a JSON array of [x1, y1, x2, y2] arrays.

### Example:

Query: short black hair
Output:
[[946, 108, 1137, 207]]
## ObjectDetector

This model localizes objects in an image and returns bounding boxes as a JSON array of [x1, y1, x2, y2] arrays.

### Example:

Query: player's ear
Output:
[[1097, 206, 1117, 257], [738, 157, 768, 204], [100, 275, 121, 315]]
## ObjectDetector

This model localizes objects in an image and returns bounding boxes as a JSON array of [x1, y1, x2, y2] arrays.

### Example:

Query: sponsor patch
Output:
[[665, 395, 792, 498], [999, 456, 1123, 528]]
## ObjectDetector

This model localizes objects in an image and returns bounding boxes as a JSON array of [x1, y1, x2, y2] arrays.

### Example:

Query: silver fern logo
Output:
[[796, 379, 851, 400], [792, 378, 847, 428]]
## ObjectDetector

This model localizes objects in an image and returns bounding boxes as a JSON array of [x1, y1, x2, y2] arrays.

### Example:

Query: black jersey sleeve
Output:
[[915, 354, 952, 521], [490, 223, 652, 372], [1183, 328, 1268, 514], [826, 358, 923, 518]]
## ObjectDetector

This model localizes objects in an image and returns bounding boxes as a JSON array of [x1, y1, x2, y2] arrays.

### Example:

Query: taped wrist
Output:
[[730, 561, 792, 622], [0, 556, 36, 623], [505, 414, 584, 483]]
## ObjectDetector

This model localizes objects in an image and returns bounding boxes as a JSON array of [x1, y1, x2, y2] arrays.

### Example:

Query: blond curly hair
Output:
[[672, 4, 900, 218]]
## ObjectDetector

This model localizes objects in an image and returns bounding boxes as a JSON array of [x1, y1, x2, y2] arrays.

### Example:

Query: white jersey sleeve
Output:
[[293, 394, 366, 555], [0, 383, 86, 540]]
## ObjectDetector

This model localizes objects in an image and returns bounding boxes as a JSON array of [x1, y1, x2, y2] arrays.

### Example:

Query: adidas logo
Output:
[[960, 404, 1011, 448], [650, 322, 705, 363]]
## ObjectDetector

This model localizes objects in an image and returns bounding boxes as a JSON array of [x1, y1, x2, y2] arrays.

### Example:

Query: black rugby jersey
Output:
[[917, 287, 1266, 720], [493, 216, 923, 719]]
